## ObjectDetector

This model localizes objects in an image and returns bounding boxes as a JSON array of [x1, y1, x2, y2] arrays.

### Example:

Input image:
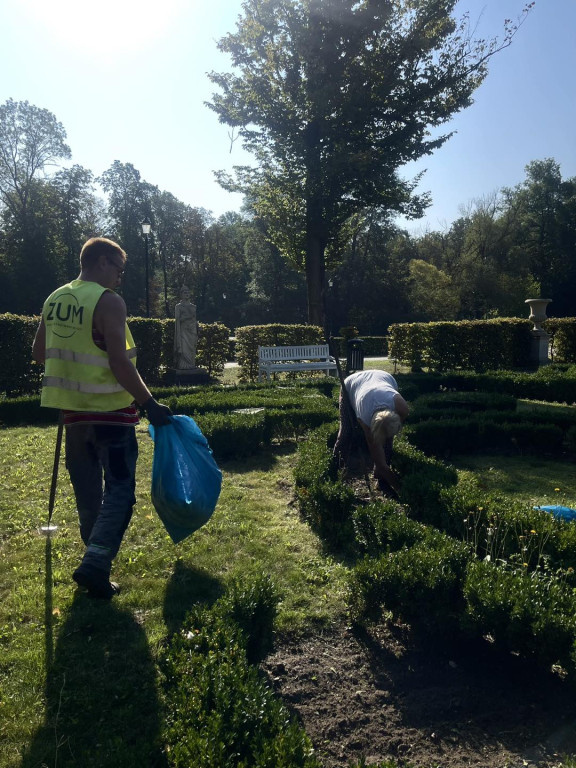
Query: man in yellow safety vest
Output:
[[32, 237, 172, 598]]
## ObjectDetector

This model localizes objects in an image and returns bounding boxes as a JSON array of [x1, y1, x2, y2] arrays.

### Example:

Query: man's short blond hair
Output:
[[80, 237, 126, 268], [371, 409, 402, 444]]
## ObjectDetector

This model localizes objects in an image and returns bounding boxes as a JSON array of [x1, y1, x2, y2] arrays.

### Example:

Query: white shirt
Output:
[[344, 370, 399, 425]]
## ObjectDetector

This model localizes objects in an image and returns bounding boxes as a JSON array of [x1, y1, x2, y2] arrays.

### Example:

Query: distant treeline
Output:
[[1, 100, 574, 333]]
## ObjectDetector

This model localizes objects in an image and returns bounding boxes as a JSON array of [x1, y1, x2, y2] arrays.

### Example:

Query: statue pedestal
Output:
[[525, 298, 552, 368], [529, 330, 550, 366], [174, 366, 211, 385]]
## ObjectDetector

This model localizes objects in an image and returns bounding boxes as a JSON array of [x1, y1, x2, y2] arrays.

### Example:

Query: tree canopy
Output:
[[3, 96, 574, 337], [0, 98, 71, 223], [208, 0, 532, 325]]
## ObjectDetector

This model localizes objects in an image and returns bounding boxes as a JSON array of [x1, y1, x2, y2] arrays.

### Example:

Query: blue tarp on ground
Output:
[[535, 505, 576, 522]]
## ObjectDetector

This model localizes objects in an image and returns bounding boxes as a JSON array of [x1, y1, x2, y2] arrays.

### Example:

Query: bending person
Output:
[[334, 369, 409, 495]]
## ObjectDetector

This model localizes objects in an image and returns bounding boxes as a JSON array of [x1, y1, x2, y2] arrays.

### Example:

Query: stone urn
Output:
[[525, 298, 552, 332]]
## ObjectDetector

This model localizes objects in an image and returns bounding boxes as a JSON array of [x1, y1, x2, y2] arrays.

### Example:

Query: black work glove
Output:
[[141, 397, 172, 427]]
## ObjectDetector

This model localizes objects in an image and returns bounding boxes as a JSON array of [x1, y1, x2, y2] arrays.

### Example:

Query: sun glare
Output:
[[20, 0, 185, 55]]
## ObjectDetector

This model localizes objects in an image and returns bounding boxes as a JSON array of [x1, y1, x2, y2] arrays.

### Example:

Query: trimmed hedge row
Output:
[[164, 385, 337, 416], [405, 390, 576, 457], [411, 404, 576, 435], [350, 535, 470, 640], [0, 314, 230, 394], [161, 575, 321, 768], [463, 560, 576, 669], [405, 418, 565, 457], [292, 421, 357, 548], [193, 401, 337, 462], [160, 319, 230, 379], [411, 391, 517, 413], [0, 313, 43, 395], [161, 571, 413, 768], [293, 385, 576, 675], [395, 439, 576, 576], [350, 523, 576, 672], [129, 318, 165, 384], [439, 475, 576, 574], [388, 318, 533, 372], [396, 364, 576, 404], [106, 319, 231, 384], [0, 394, 54, 427], [547, 317, 576, 363], [0, 383, 339, 473]]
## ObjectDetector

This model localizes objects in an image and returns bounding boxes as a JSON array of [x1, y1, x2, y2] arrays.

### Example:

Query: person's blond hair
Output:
[[371, 409, 402, 444], [80, 237, 126, 268]]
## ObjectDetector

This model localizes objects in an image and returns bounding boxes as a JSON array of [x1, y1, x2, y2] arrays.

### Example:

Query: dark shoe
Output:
[[87, 581, 121, 600], [377, 476, 399, 499], [73, 565, 121, 599]]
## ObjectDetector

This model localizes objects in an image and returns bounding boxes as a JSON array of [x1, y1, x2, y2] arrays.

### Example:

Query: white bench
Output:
[[258, 344, 338, 381]]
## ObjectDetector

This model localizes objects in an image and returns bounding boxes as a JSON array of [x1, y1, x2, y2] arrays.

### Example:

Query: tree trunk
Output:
[[305, 229, 326, 328], [304, 117, 327, 329]]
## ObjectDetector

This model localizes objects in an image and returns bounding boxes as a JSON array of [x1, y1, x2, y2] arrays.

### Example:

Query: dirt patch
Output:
[[262, 621, 576, 768]]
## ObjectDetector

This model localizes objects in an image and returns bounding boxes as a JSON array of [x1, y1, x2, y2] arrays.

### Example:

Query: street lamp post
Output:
[[327, 277, 334, 339], [141, 217, 151, 317]]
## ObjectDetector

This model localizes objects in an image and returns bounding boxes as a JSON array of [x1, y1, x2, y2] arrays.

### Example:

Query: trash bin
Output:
[[346, 338, 364, 375]]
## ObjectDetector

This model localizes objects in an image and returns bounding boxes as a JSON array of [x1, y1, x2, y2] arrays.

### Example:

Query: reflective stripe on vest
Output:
[[42, 375, 127, 394], [45, 347, 137, 368]]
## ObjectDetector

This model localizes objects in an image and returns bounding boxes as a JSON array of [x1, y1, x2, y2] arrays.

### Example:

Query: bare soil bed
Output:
[[262, 608, 576, 768], [265, 448, 576, 767], [262, 620, 576, 768]]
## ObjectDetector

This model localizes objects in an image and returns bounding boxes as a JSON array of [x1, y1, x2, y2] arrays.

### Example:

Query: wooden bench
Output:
[[258, 344, 338, 381]]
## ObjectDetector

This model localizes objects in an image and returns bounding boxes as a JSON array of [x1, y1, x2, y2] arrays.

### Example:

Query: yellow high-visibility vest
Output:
[[41, 280, 137, 412]]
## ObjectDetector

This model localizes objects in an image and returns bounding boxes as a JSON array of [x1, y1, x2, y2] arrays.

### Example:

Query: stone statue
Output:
[[174, 287, 197, 370]]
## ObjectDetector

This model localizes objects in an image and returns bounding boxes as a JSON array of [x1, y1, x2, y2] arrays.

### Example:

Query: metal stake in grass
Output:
[[40, 415, 63, 535]]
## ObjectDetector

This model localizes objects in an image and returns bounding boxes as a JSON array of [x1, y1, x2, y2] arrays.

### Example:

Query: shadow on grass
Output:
[[163, 559, 224, 636], [219, 439, 298, 475], [22, 538, 167, 768]]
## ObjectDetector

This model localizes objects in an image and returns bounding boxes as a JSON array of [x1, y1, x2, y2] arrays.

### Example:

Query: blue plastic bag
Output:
[[535, 505, 576, 522], [149, 415, 222, 543]]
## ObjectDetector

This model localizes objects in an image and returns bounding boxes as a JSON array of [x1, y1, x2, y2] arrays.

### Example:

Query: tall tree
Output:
[[202, 212, 252, 326], [331, 216, 413, 334], [151, 192, 200, 316], [244, 225, 307, 323], [0, 99, 72, 312], [1, 178, 64, 313], [208, 0, 532, 326], [0, 99, 71, 223], [407, 258, 460, 320], [99, 161, 158, 316], [504, 159, 576, 316], [52, 165, 104, 279]]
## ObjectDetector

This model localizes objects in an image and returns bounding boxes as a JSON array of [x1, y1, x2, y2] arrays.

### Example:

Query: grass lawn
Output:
[[451, 398, 576, 508], [1, 372, 574, 767], [363, 357, 406, 372], [450, 452, 576, 508], [0, 424, 347, 768]]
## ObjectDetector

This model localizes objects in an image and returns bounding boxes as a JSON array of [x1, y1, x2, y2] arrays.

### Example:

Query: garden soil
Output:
[[262, 620, 576, 768], [262, 473, 576, 768]]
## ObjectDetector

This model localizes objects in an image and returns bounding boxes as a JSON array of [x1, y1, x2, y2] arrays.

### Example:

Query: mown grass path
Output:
[[0, 424, 348, 768]]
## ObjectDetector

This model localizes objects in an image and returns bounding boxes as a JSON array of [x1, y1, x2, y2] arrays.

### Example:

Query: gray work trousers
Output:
[[65, 423, 138, 576]]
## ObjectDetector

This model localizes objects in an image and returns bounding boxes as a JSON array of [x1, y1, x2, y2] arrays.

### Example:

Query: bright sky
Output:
[[0, 0, 574, 233]]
